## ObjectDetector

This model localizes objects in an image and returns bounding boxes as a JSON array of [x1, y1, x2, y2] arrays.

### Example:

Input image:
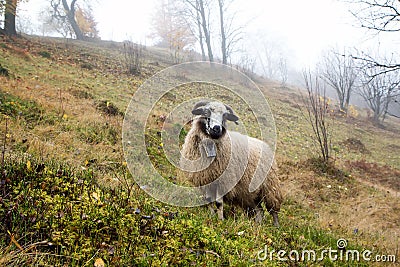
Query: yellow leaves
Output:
[[91, 190, 103, 205], [26, 160, 32, 172], [92, 191, 100, 201], [348, 105, 359, 118], [75, 7, 99, 38], [94, 258, 105, 267]]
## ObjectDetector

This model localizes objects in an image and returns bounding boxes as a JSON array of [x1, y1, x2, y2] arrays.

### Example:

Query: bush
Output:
[[122, 41, 143, 75]]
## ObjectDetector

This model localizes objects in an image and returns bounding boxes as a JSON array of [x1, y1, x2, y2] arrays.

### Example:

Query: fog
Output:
[[15, 0, 399, 116], [17, 0, 396, 68]]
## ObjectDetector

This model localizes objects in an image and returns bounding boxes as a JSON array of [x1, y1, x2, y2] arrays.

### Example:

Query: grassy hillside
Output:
[[0, 35, 399, 266]]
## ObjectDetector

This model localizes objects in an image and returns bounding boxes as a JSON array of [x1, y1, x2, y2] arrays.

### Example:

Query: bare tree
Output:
[[50, 0, 84, 40], [192, 0, 207, 60], [217, 0, 243, 65], [238, 52, 256, 77], [2, 0, 18, 35], [349, 0, 400, 74], [151, 0, 196, 63], [254, 34, 289, 81], [217, 0, 227, 64], [41, 6, 73, 38], [301, 71, 332, 163], [160, 0, 243, 64], [350, 0, 400, 32], [358, 65, 400, 123], [171, 0, 213, 61], [171, 0, 207, 60], [319, 48, 358, 113], [278, 57, 288, 87]]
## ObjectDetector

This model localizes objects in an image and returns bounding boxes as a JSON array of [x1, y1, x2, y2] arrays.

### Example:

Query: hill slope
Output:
[[0, 35, 399, 266]]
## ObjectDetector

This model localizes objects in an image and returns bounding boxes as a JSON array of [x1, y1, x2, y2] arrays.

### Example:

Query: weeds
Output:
[[122, 41, 143, 75]]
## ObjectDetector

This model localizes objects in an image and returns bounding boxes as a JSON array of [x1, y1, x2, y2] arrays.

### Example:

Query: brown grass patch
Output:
[[340, 138, 370, 154], [346, 159, 400, 191], [279, 157, 400, 254]]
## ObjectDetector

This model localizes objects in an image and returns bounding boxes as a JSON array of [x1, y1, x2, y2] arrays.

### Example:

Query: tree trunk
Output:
[[62, 0, 84, 40], [196, 0, 206, 61], [4, 0, 18, 35], [198, 0, 213, 62], [218, 0, 227, 64]]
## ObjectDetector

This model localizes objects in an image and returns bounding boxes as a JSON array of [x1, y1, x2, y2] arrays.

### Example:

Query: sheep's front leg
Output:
[[215, 185, 224, 220], [254, 208, 264, 223], [216, 198, 224, 220], [205, 186, 217, 216], [271, 211, 280, 227], [205, 184, 224, 220]]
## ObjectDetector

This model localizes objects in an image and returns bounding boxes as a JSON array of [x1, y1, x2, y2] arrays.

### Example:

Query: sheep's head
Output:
[[192, 100, 239, 139]]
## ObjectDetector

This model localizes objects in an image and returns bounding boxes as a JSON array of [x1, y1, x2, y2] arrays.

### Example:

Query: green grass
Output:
[[0, 91, 58, 128], [0, 157, 373, 266]]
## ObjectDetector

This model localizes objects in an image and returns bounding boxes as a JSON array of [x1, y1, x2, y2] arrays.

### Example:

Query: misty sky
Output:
[[18, 0, 399, 70]]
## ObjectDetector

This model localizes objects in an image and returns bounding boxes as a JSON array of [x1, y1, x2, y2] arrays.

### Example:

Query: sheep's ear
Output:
[[193, 101, 209, 110], [225, 113, 239, 124], [192, 108, 204, 115], [224, 104, 239, 124]]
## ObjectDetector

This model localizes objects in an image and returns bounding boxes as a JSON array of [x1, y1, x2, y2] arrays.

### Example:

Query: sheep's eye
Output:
[[203, 109, 211, 117]]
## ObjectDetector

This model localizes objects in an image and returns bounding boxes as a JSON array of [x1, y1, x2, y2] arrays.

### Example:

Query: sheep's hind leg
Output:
[[208, 204, 216, 216]]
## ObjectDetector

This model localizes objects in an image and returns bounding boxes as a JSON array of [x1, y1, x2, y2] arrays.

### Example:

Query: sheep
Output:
[[179, 100, 282, 226]]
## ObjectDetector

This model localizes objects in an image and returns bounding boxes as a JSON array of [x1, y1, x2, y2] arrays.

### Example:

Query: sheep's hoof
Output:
[[208, 206, 216, 216], [255, 209, 264, 223], [272, 212, 280, 228]]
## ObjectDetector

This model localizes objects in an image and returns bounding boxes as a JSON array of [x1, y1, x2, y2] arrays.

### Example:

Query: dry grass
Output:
[[1, 35, 400, 264]]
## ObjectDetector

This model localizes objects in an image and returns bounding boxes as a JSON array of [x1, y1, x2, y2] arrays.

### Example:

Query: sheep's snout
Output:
[[209, 124, 223, 139], [206, 115, 225, 139]]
